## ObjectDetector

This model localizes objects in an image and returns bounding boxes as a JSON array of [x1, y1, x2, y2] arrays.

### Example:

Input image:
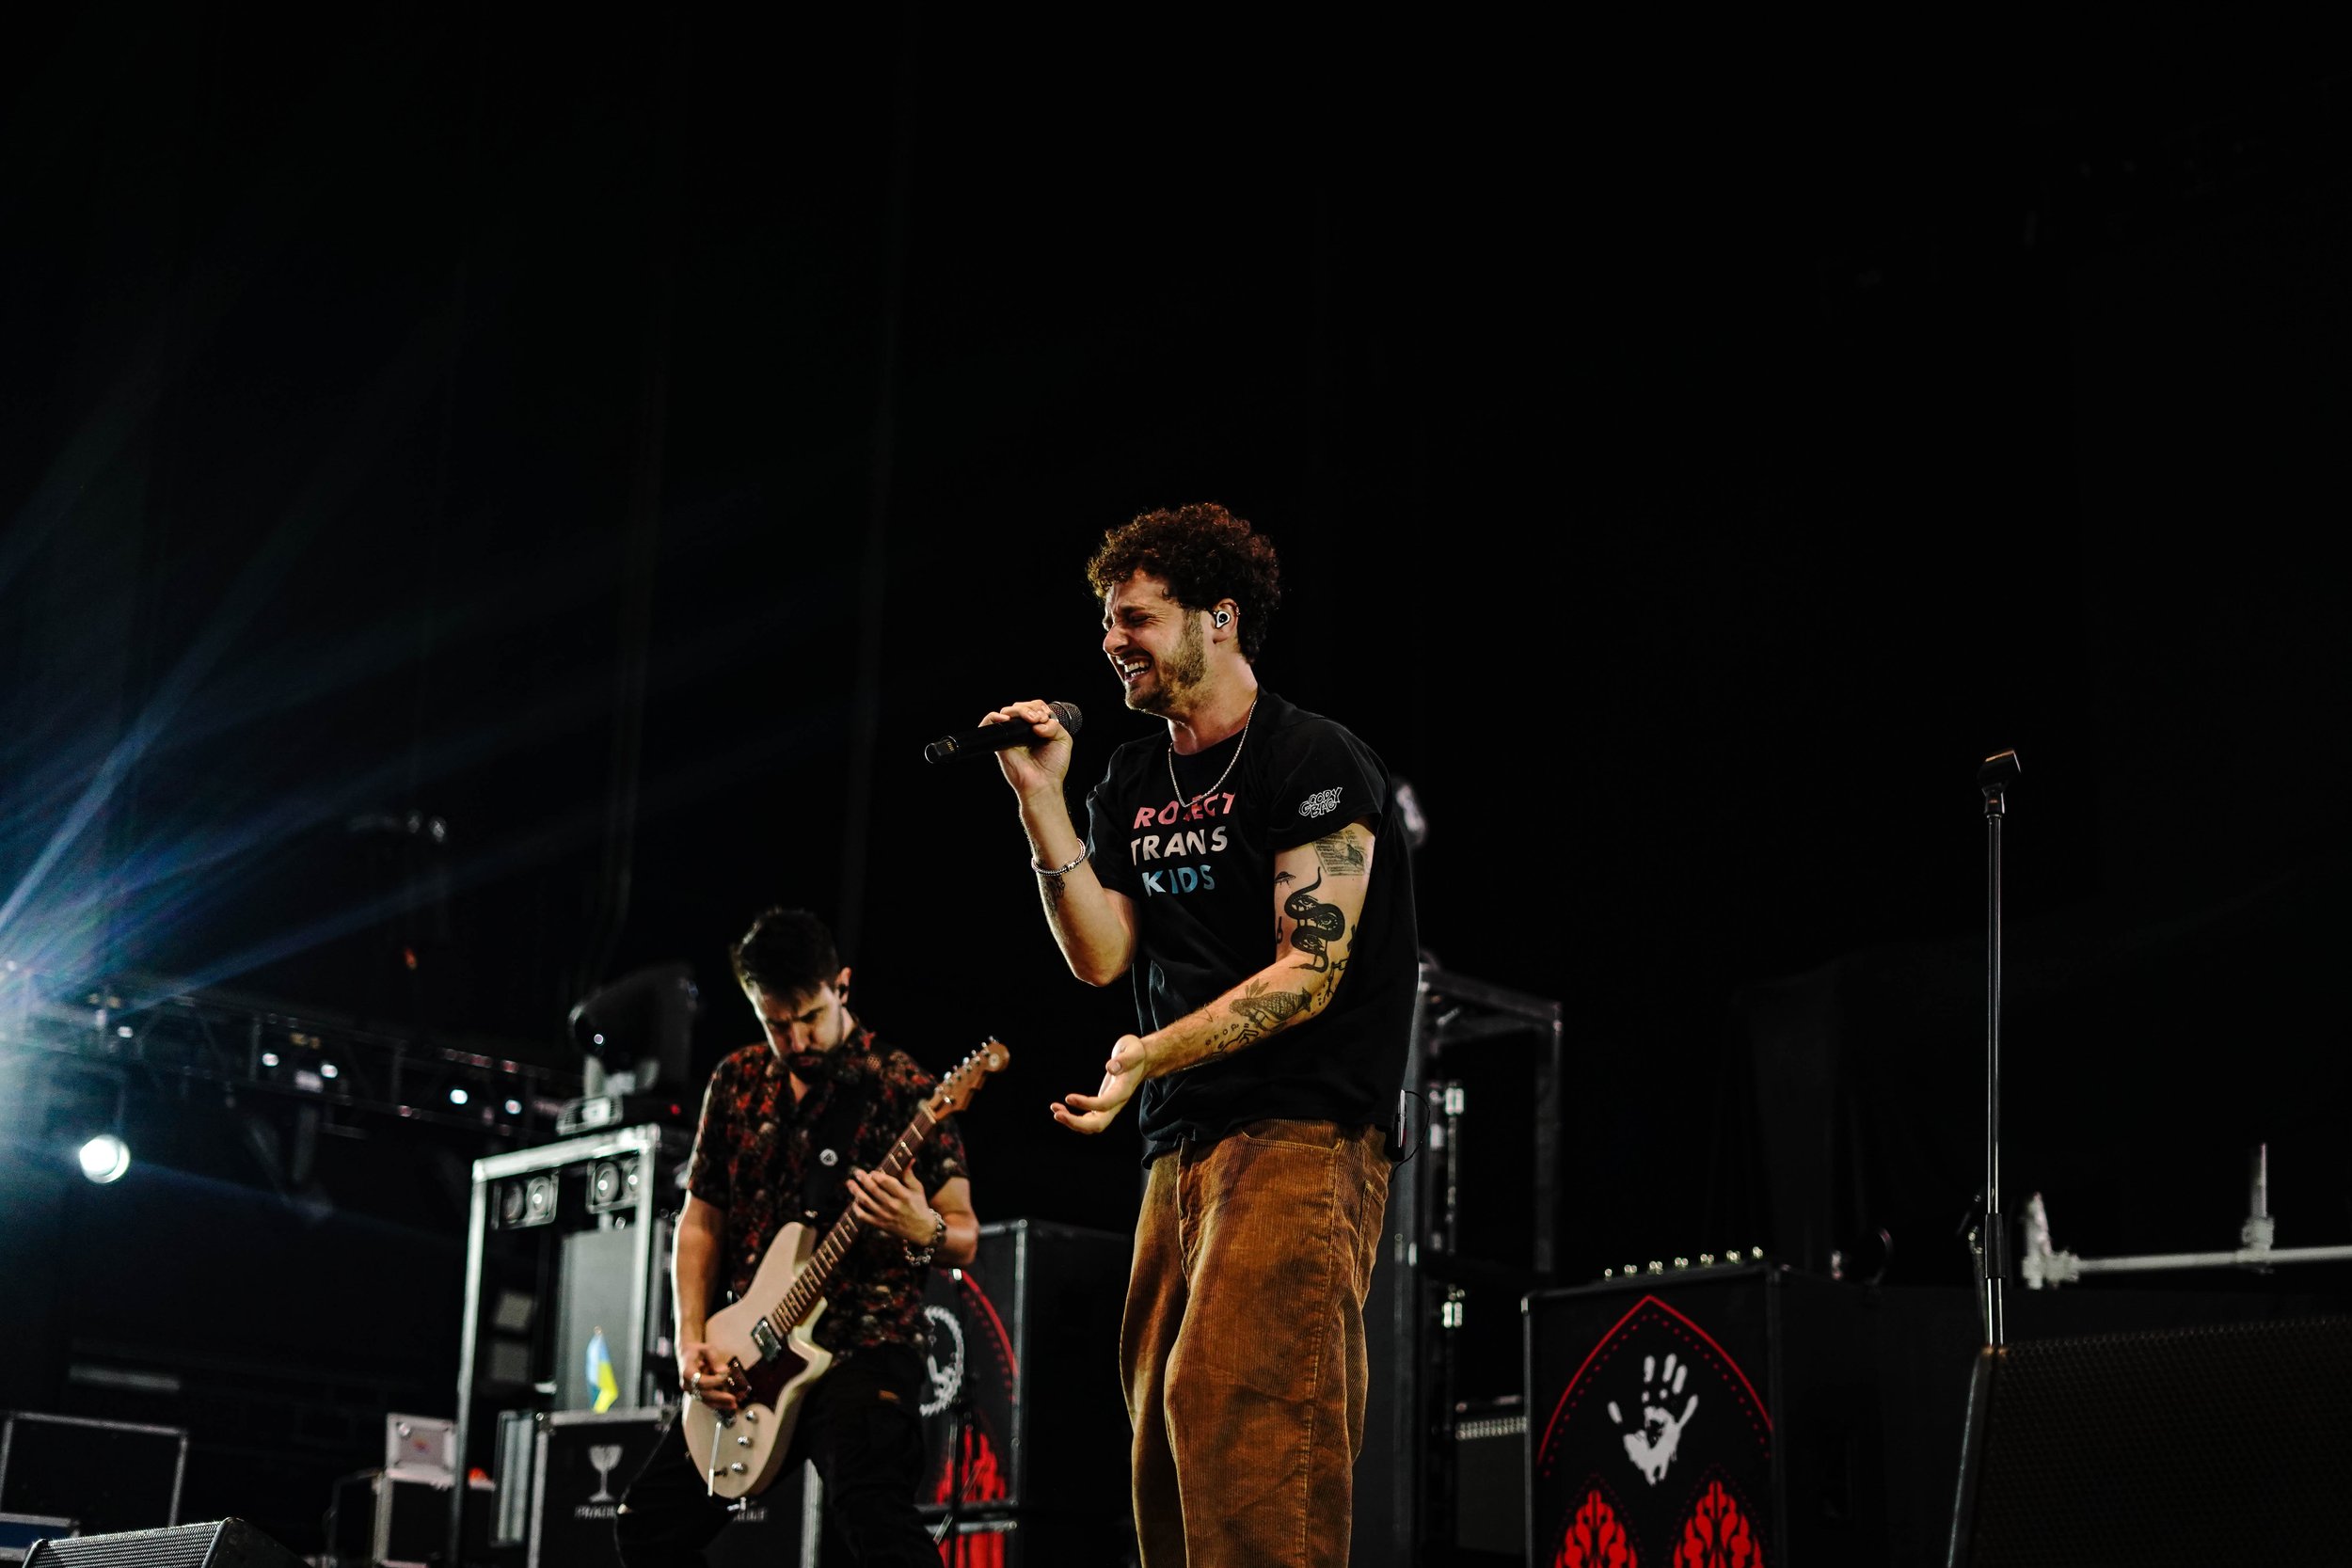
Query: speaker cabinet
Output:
[[1525, 1265, 1883, 1566], [915, 1221, 1130, 1519], [1949, 1316, 2352, 1567], [22, 1518, 301, 1566], [530, 1408, 815, 1568]]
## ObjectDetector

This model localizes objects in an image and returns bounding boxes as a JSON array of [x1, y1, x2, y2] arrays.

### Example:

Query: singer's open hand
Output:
[[980, 699, 1073, 798], [1051, 1033, 1152, 1134]]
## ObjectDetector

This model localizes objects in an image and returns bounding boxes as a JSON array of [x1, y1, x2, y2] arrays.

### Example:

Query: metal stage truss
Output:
[[0, 967, 579, 1138], [1358, 960, 1564, 1567]]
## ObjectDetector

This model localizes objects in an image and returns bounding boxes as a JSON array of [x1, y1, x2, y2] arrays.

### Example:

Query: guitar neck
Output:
[[771, 1104, 940, 1331]]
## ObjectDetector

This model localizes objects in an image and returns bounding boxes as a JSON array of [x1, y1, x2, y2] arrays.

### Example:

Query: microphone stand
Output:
[[1976, 750, 2020, 1348], [932, 1373, 975, 1560], [1948, 751, 2023, 1567]]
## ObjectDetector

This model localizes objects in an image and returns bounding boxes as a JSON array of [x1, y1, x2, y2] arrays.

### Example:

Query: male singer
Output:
[[982, 502, 1418, 1566], [614, 908, 977, 1568]]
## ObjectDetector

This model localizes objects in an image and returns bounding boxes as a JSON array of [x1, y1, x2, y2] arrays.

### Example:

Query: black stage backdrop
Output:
[[2, 10, 2346, 1547]]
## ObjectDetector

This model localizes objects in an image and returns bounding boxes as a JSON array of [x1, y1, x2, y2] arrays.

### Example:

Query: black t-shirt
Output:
[[1084, 689, 1419, 1162]]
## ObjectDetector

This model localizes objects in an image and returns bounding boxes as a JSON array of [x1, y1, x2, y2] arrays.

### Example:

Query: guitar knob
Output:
[[743, 1409, 757, 1423], [737, 1436, 752, 1447], [729, 1463, 747, 1474]]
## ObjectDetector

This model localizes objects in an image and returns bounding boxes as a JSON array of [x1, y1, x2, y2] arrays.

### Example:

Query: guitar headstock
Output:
[[927, 1037, 1012, 1119]]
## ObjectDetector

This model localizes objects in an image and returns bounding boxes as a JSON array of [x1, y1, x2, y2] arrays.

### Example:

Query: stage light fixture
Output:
[[78, 1132, 130, 1184], [503, 1099, 521, 1116], [262, 1051, 280, 1068], [320, 1062, 340, 1079], [449, 1087, 469, 1106]]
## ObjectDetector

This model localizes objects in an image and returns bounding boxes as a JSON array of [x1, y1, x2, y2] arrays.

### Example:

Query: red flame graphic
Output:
[[1671, 1480, 1761, 1568], [930, 1424, 1008, 1508], [1555, 1487, 1639, 1568], [938, 1528, 1004, 1568]]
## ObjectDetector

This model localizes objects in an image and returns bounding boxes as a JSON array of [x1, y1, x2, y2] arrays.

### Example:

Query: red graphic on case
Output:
[[1555, 1487, 1640, 1568], [1671, 1480, 1761, 1568], [930, 1423, 1008, 1508], [938, 1528, 1003, 1568]]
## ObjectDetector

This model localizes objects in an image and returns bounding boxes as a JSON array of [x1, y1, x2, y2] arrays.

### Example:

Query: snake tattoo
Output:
[[1283, 871, 1347, 973]]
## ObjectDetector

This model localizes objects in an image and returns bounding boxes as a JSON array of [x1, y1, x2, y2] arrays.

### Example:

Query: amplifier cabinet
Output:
[[530, 1408, 816, 1568], [1451, 1396, 1526, 1561], [934, 1510, 1132, 1568], [326, 1469, 448, 1568], [915, 1220, 1130, 1518], [0, 1413, 186, 1539], [1524, 1266, 1883, 1567]]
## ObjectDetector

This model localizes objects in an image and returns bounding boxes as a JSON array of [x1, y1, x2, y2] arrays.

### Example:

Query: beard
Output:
[[785, 1046, 864, 1085], [1131, 613, 1207, 715]]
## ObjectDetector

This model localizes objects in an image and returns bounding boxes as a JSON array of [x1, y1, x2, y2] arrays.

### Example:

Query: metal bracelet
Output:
[[904, 1210, 946, 1266], [1031, 843, 1089, 878]]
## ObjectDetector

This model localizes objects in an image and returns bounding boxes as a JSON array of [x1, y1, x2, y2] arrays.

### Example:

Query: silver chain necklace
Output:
[[1168, 695, 1260, 810]]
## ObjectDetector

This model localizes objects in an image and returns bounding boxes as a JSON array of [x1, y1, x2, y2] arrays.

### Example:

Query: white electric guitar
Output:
[[681, 1037, 1009, 1498]]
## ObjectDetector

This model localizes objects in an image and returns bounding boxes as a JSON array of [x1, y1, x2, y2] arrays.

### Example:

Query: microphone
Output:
[[923, 702, 1084, 765]]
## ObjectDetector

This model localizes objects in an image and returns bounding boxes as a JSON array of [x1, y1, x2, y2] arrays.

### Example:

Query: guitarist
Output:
[[615, 907, 977, 1568]]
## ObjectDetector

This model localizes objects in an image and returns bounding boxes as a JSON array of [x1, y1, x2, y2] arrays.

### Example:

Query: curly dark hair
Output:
[[728, 907, 840, 1000], [1085, 502, 1281, 663]]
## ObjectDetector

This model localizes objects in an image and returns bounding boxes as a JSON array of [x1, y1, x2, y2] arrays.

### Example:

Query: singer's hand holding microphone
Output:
[[925, 699, 1083, 796]]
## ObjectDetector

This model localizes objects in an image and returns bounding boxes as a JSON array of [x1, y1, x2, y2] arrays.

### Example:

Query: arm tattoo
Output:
[[1310, 954, 1349, 1010], [1040, 873, 1069, 915], [1282, 872, 1349, 973], [1221, 978, 1310, 1052], [1311, 833, 1368, 878]]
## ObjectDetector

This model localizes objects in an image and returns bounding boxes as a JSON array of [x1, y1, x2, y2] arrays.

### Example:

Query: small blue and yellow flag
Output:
[[585, 1327, 620, 1413]]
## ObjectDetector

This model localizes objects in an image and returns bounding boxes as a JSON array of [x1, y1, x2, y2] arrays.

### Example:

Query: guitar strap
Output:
[[797, 1077, 879, 1231]]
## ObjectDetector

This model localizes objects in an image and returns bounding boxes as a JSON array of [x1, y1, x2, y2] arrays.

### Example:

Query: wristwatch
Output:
[[905, 1209, 946, 1267]]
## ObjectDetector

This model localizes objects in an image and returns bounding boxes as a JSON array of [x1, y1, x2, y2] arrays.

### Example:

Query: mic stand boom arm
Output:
[[2022, 1147, 2352, 1287]]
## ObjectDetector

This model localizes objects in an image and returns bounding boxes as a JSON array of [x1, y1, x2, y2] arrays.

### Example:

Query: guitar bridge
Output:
[[749, 1319, 783, 1362]]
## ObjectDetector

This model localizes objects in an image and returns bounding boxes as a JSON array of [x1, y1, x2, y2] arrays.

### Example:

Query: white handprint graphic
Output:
[[1608, 1352, 1699, 1485]]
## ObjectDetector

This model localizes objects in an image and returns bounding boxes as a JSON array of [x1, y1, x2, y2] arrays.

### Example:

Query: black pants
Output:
[[614, 1343, 936, 1568]]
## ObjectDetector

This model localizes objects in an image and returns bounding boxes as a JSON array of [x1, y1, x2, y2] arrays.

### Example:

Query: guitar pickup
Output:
[[749, 1320, 783, 1362]]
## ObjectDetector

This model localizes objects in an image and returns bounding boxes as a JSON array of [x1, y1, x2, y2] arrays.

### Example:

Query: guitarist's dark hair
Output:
[[728, 907, 841, 1000]]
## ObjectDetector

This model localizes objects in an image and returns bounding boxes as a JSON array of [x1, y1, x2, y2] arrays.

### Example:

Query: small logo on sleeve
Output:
[[1299, 787, 1344, 818]]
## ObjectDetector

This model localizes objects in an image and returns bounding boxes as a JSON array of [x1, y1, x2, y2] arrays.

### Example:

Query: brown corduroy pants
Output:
[[1120, 1118, 1391, 1568]]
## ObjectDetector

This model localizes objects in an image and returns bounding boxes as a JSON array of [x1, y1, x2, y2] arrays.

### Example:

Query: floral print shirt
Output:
[[686, 1029, 969, 1358]]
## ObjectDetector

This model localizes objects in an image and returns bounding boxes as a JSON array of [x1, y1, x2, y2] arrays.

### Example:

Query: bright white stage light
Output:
[[320, 1062, 340, 1079], [78, 1133, 130, 1184], [503, 1099, 521, 1116], [449, 1087, 469, 1106], [262, 1051, 279, 1068]]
